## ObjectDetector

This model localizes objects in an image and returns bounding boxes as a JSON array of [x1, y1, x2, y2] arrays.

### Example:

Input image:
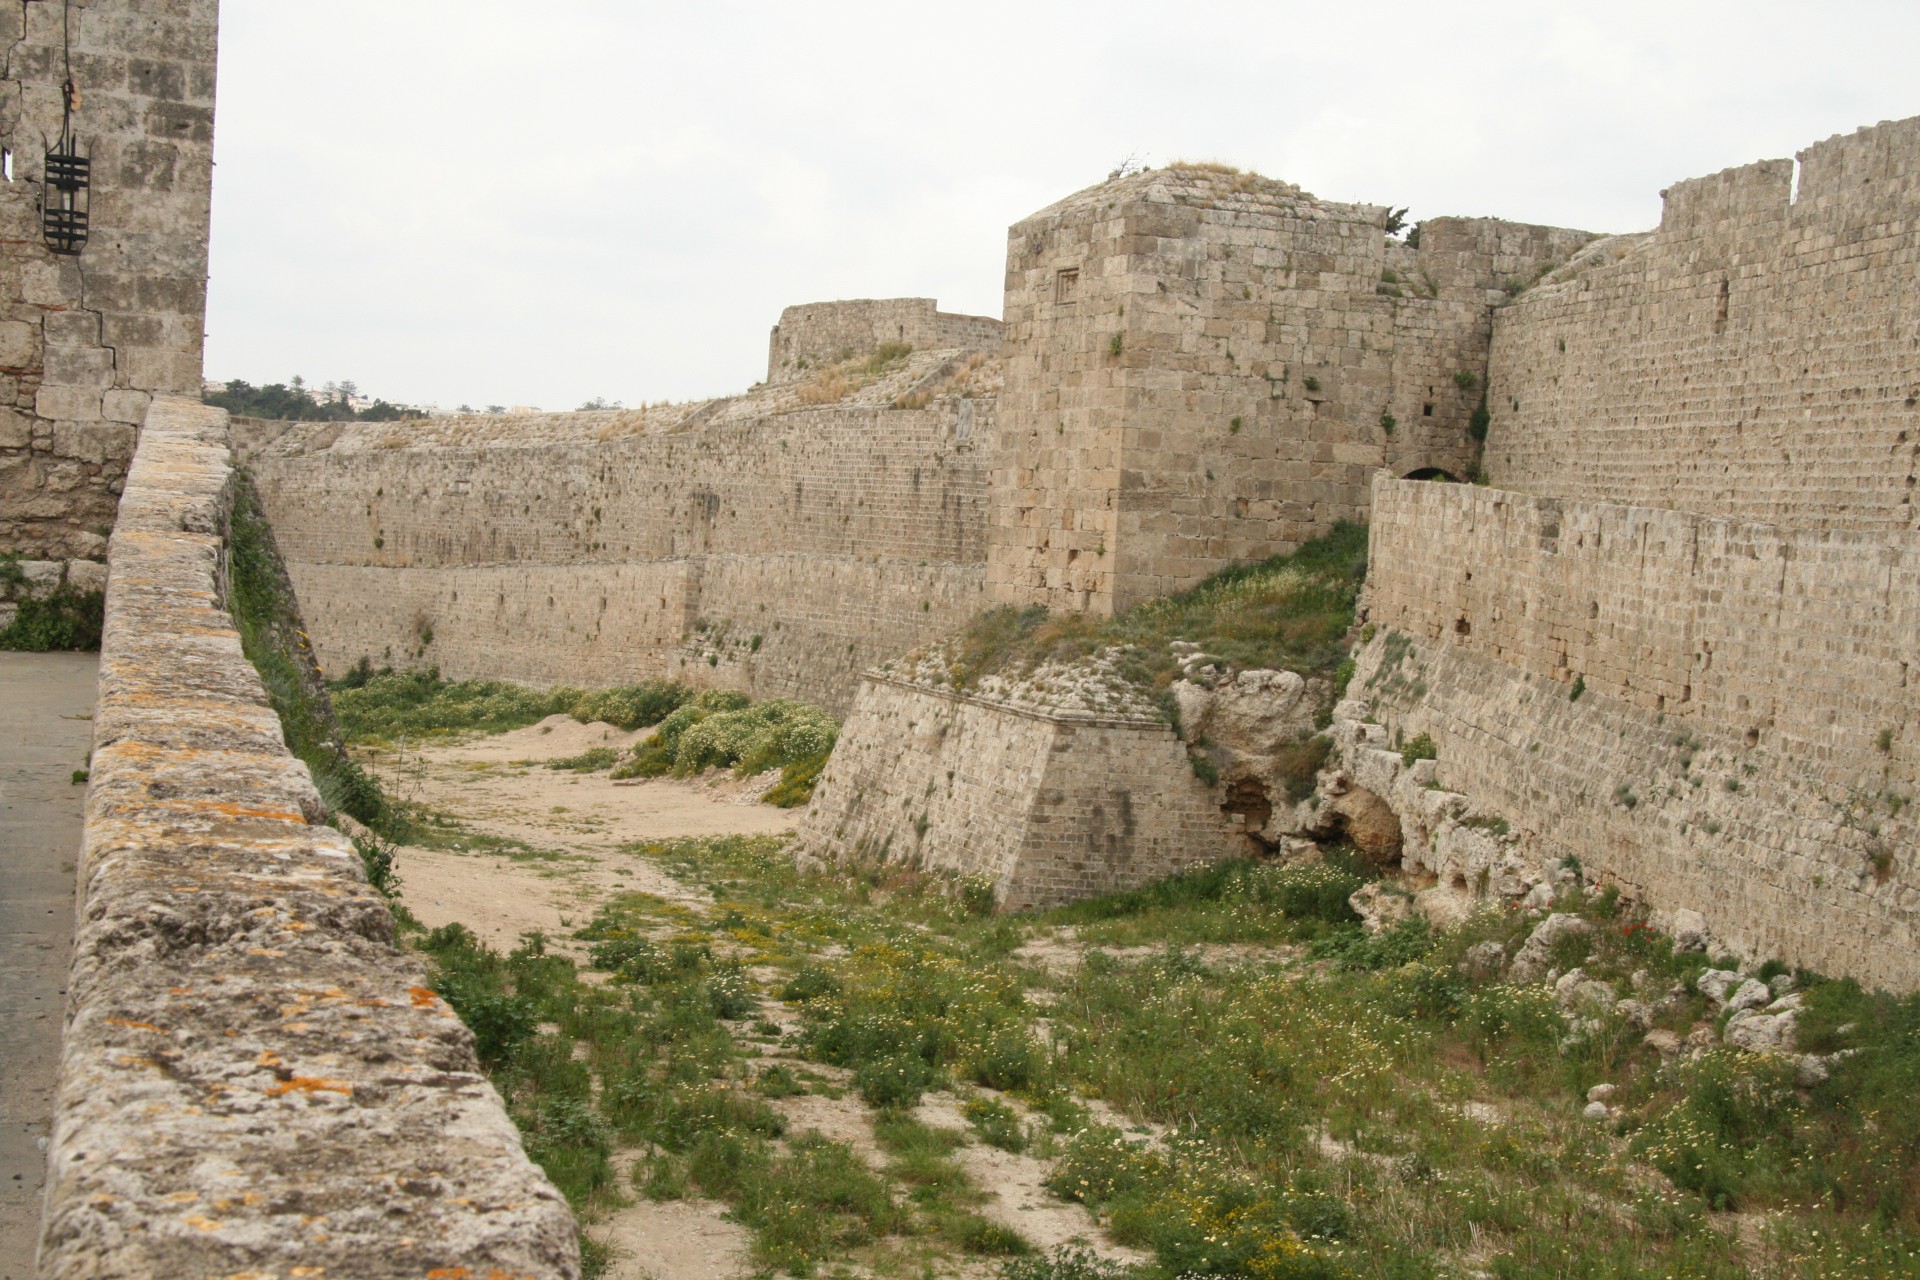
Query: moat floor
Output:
[[0, 653, 95, 1279], [372, 720, 1145, 1280]]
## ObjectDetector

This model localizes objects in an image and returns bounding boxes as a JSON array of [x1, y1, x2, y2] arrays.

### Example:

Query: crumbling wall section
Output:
[[1357, 474, 1919, 989], [38, 396, 576, 1279], [0, 0, 219, 561], [794, 673, 1241, 910], [767, 298, 1001, 383], [1485, 116, 1920, 530]]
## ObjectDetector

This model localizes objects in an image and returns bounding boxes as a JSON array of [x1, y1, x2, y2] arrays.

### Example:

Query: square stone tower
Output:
[[0, 0, 220, 560], [987, 166, 1592, 615]]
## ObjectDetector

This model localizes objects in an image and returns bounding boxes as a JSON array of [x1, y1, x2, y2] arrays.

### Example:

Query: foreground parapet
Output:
[[38, 398, 578, 1279]]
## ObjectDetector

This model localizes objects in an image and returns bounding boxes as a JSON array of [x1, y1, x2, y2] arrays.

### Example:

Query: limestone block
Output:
[[1725, 1009, 1797, 1054], [1350, 881, 1415, 933], [1510, 913, 1590, 983], [0, 408, 30, 449], [65, 558, 108, 593], [102, 388, 153, 424], [1696, 969, 1745, 1006], [36, 383, 103, 422], [1670, 908, 1710, 952], [52, 421, 137, 465], [43, 343, 116, 388], [0, 319, 36, 367]]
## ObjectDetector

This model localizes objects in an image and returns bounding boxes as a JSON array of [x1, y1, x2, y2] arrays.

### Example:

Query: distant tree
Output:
[[203, 378, 420, 423], [577, 396, 623, 411], [485, 404, 506, 414], [457, 403, 475, 413], [1384, 206, 1410, 237]]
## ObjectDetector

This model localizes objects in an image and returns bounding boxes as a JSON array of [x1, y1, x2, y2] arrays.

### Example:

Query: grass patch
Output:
[[937, 523, 1367, 707], [332, 666, 692, 743], [0, 559, 102, 651]]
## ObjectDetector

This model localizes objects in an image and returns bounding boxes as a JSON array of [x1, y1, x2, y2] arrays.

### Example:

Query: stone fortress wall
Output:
[[1356, 477, 1917, 988], [246, 344, 997, 713], [1484, 116, 1920, 530], [0, 0, 218, 563], [987, 168, 1592, 615], [40, 397, 575, 1278], [766, 297, 1002, 383], [1348, 116, 1920, 989]]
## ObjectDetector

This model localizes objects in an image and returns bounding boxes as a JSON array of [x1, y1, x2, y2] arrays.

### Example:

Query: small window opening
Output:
[[1422, 403, 1434, 417], [1714, 278, 1730, 333], [2, 149, 11, 182]]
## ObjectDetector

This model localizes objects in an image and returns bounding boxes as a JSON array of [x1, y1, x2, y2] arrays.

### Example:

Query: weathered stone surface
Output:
[[37, 398, 579, 1280], [1509, 914, 1591, 984], [792, 669, 1243, 910]]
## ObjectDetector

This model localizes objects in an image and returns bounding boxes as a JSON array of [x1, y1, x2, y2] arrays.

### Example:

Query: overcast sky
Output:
[[204, 1, 1920, 412]]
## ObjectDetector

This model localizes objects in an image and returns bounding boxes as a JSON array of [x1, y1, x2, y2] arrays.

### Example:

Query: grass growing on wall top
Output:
[[945, 522, 1367, 700], [227, 471, 385, 824]]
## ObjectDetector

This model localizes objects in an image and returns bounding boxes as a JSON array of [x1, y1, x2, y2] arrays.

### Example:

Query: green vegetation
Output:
[[0, 553, 103, 651], [331, 665, 692, 743], [411, 827, 1920, 1279], [611, 690, 837, 806], [1398, 732, 1437, 766], [205, 376, 417, 422], [941, 523, 1368, 712], [228, 472, 384, 824], [546, 747, 621, 773]]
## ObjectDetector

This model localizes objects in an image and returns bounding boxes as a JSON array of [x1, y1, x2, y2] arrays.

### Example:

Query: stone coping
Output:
[[36, 397, 577, 1279], [861, 670, 1170, 729]]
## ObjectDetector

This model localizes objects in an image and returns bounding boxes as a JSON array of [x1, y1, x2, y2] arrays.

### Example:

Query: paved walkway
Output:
[[0, 653, 95, 1279]]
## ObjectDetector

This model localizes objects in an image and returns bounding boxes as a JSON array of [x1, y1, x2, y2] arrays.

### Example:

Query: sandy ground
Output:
[[373, 713, 1140, 1278]]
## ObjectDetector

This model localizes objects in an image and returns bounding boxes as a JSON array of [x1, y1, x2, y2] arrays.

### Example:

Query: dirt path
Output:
[[373, 715, 1138, 1279]]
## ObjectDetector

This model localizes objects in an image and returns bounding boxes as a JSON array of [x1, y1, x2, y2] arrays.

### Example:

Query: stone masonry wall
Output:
[[1358, 474, 1918, 989], [248, 373, 993, 714], [1485, 116, 1920, 531], [1, 0, 219, 561], [767, 298, 1001, 384], [988, 167, 1591, 615], [39, 397, 576, 1278], [793, 673, 1242, 910]]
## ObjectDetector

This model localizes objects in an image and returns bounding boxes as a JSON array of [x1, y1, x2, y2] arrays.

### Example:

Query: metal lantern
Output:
[[43, 78, 89, 257]]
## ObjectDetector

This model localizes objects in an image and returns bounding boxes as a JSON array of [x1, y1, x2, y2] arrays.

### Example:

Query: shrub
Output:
[[1399, 733, 1437, 766], [0, 583, 104, 651], [965, 1097, 1029, 1152]]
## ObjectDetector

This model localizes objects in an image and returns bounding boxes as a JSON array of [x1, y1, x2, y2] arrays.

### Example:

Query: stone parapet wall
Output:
[[1358, 474, 1918, 989], [0, 0, 219, 561], [767, 298, 1001, 383], [1485, 116, 1920, 531], [795, 673, 1243, 909], [38, 396, 576, 1278]]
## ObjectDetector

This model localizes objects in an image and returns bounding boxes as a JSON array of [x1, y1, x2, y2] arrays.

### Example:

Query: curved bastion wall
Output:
[[38, 397, 577, 1279]]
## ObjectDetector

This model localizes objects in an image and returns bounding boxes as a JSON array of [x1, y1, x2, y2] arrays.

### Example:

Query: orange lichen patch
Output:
[[184, 1214, 223, 1232], [266, 1076, 353, 1098], [166, 1190, 201, 1203], [248, 948, 286, 958], [284, 1022, 313, 1032], [168, 986, 194, 995], [207, 801, 308, 823], [257, 1050, 283, 1067], [354, 997, 392, 1008], [106, 1018, 167, 1034], [291, 1268, 328, 1277], [426, 1269, 472, 1280], [114, 1055, 155, 1068], [409, 986, 442, 1008]]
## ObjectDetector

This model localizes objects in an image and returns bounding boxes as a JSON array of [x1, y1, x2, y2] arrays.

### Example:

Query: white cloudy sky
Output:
[[205, 1, 1920, 411]]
